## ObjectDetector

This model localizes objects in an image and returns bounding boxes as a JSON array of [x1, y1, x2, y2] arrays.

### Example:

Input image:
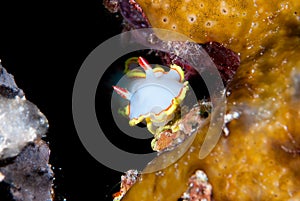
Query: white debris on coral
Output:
[[113, 169, 140, 201], [181, 170, 212, 201], [223, 111, 240, 136], [0, 96, 48, 159]]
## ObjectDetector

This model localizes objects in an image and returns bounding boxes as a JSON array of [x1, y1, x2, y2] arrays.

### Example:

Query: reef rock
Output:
[[0, 141, 53, 201], [0, 63, 53, 200], [0, 64, 48, 160]]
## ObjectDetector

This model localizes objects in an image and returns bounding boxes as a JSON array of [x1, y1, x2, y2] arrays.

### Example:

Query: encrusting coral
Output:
[[135, 0, 300, 59], [118, 0, 300, 200]]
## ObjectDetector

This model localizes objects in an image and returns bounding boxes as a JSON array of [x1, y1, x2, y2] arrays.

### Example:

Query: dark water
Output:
[[0, 0, 126, 200]]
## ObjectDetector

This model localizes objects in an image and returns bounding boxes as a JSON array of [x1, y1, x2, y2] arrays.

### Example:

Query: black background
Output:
[[0, 0, 127, 200]]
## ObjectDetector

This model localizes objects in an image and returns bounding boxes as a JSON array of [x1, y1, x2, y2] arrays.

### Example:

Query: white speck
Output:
[[189, 146, 195, 152], [223, 111, 240, 136], [224, 111, 240, 123], [0, 172, 5, 182], [182, 192, 190, 199], [196, 170, 208, 181], [18, 106, 24, 112], [155, 171, 165, 177]]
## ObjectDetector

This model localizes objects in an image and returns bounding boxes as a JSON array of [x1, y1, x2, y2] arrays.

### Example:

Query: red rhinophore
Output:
[[138, 57, 152, 71], [113, 85, 131, 100]]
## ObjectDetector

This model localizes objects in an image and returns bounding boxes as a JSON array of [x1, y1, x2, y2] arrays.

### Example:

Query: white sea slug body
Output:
[[113, 57, 188, 133]]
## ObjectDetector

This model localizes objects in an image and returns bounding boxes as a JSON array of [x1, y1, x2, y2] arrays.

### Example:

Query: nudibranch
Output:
[[113, 57, 188, 134]]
